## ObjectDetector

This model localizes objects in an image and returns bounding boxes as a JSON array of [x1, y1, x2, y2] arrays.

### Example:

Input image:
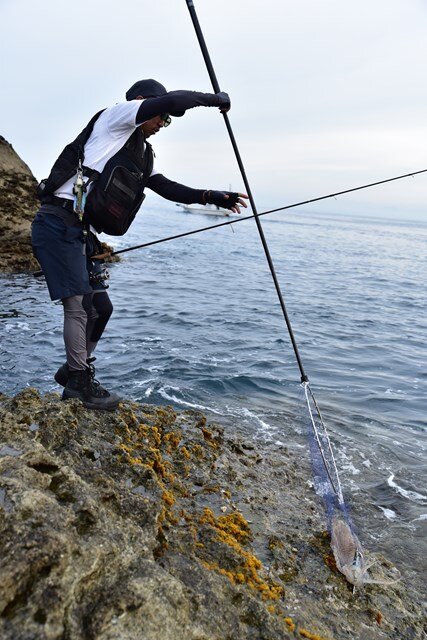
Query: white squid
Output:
[[330, 517, 401, 591]]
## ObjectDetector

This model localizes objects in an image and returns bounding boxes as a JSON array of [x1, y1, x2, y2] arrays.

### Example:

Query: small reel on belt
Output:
[[89, 262, 110, 289]]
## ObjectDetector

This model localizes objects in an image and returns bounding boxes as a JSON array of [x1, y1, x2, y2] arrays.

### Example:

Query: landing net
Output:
[[302, 381, 349, 526]]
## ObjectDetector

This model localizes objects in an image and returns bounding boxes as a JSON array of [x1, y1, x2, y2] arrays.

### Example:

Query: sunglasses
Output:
[[162, 114, 171, 127]]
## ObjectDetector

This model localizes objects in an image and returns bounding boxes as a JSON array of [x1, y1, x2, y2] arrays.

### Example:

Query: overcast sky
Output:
[[1, 0, 426, 220]]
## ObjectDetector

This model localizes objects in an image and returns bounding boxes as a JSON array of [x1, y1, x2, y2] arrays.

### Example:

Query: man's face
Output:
[[140, 115, 164, 138]]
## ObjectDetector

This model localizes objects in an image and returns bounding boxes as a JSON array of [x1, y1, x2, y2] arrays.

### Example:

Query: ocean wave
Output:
[[4, 321, 31, 332], [387, 474, 427, 502], [378, 506, 397, 520], [411, 513, 427, 522], [235, 406, 272, 431], [133, 378, 156, 388], [157, 386, 222, 415]]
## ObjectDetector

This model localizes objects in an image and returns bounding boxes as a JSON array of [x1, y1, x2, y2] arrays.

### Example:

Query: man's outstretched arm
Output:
[[147, 173, 205, 204], [147, 174, 248, 213], [136, 90, 230, 124]]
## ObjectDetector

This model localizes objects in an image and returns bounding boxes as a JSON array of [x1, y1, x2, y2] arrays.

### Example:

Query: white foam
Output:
[[5, 322, 30, 332], [239, 407, 271, 431], [134, 378, 155, 388], [339, 452, 360, 475], [378, 506, 397, 520], [387, 474, 427, 502], [345, 462, 360, 475], [147, 365, 162, 373], [411, 514, 427, 522], [157, 387, 221, 414]]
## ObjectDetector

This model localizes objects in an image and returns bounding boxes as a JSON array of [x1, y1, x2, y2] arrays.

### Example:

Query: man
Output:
[[32, 79, 248, 411]]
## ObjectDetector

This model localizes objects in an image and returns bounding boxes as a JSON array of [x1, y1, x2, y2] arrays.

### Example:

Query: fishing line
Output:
[[92, 168, 427, 259], [185, 0, 349, 509]]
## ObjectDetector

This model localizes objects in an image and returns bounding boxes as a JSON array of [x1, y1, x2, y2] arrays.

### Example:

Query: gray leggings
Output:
[[62, 291, 113, 370]]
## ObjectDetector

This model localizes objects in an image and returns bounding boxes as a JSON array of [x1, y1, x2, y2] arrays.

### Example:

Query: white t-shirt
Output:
[[55, 101, 156, 199]]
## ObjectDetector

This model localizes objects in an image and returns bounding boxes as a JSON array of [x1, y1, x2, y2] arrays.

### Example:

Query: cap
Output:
[[126, 79, 167, 100], [125, 79, 185, 117]]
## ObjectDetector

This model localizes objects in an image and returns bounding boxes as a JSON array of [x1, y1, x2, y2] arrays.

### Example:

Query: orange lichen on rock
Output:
[[119, 405, 139, 429], [201, 483, 222, 495], [162, 490, 176, 507], [116, 405, 283, 604], [202, 561, 241, 585], [201, 426, 219, 448], [285, 617, 296, 632], [163, 431, 182, 450], [114, 406, 183, 530], [375, 611, 383, 625], [179, 446, 191, 460], [200, 508, 252, 544], [191, 443, 205, 459], [155, 406, 177, 428], [118, 443, 144, 466], [150, 450, 168, 479], [199, 508, 282, 601], [195, 415, 207, 429], [299, 629, 330, 640]]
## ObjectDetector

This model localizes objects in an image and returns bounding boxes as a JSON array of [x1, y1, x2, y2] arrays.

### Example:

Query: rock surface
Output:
[[0, 136, 40, 272], [0, 389, 424, 640], [0, 136, 117, 273]]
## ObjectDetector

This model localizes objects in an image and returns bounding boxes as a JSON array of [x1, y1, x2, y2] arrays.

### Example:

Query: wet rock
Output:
[[0, 445, 22, 457], [0, 388, 424, 640]]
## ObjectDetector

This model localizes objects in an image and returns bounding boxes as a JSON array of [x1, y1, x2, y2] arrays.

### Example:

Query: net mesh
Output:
[[302, 382, 350, 528]]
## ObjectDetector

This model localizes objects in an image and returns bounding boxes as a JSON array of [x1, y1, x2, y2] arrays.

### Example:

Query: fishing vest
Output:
[[38, 111, 154, 236]]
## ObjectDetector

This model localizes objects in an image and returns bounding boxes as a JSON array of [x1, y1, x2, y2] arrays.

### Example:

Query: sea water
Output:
[[0, 204, 426, 586]]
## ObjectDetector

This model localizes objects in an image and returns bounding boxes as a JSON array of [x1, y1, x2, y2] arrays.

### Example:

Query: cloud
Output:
[[1, 0, 426, 219]]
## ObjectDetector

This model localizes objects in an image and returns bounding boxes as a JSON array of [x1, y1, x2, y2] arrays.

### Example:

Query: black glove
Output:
[[204, 190, 240, 209], [216, 91, 231, 111]]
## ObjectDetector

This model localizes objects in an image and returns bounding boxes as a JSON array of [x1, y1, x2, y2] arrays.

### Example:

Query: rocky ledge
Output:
[[0, 389, 424, 640], [0, 136, 40, 272], [0, 136, 117, 273]]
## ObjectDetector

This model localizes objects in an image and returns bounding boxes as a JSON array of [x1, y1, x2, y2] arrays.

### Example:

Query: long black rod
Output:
[[186, 0, 309, 382], [103, 167, 426, 257]]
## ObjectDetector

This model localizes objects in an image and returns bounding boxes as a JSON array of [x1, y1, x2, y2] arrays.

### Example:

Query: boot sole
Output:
[[82, 400, 120, 411], [62, 389, 121, 411]]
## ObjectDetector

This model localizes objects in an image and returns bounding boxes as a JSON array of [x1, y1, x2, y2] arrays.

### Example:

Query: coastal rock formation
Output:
[[0, 137, 118, 273], [0, 389, 424, 640], [0, 136, 40, 272]]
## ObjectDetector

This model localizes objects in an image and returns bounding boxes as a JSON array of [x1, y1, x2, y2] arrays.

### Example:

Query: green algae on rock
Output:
[[0, 389, 424, 640]]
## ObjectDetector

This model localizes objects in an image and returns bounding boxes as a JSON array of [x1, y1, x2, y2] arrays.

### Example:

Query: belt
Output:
[[42, 195, 75, 212]]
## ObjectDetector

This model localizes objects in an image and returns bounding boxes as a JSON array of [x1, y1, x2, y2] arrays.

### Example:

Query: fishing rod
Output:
[[91, 168, 427, 259]]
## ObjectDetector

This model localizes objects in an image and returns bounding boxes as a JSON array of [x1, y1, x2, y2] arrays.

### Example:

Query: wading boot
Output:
[[54, 357, 96, 387], [54, 363, 69, 387], [62, 368, 121, 411]]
